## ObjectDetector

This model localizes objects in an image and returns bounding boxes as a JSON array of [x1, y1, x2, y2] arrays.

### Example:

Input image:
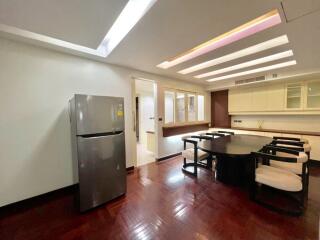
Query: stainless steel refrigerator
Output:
[[69, 94, 126, 212]]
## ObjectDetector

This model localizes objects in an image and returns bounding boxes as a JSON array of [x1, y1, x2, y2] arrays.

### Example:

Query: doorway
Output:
[[135, 78, 156, 166]]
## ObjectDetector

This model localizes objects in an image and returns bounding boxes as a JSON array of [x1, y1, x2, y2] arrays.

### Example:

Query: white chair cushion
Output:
[[276, 151, 308, 163], [256, 165, 302, 192], [270, 161, 303, 175], [182, 148, 209, 160]]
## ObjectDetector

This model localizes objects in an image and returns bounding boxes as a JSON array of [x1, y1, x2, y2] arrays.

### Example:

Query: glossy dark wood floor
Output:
[[1, 156, 319, 240]]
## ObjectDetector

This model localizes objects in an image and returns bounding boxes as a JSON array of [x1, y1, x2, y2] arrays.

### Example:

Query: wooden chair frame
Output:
[[266, 143, 310, 198], [250, 148, 307, 215], [181, 135, 213, 177]]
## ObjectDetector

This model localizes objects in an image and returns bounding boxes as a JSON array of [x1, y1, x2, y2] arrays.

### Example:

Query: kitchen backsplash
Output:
[[231, 115, 320, 132]]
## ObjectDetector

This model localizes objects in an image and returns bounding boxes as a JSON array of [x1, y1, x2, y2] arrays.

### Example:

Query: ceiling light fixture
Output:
[[196, 50, 294, 78], [157, 9, 282, 69], [97, 0, 157, 57], [0, 0, 156, 58], [206, 60, 297, 82], [178, 35, 289, 74]]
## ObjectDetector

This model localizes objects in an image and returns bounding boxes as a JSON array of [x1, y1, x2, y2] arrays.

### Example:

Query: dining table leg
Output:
[[215, 153, 250, 186]]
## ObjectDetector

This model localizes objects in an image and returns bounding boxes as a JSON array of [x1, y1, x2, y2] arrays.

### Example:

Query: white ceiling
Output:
[[0, 0, 320, 90], [0, 0, 128, 48]]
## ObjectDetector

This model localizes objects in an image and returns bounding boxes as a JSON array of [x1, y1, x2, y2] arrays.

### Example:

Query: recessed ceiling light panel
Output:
[[196, 50, 294, 78], [178, 35, 289, 74], [157, 9, 282, 69], [98, 0, 157, 57], [206, 60, 297, 82]]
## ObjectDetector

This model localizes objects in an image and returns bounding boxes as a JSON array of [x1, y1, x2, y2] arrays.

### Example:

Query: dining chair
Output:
[[250, 147, 307, 215], [270, 140, 311, 157], [273, 136, 309, 144], [181, 135, 212, 177], [205, 132, 226, 138], [267, 141, 311, 197]]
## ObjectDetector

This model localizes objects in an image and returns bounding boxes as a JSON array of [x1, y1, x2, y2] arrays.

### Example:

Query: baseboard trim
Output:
[[126, 166, 134, 172], [157, 152, 182, 161], [309, 160, 320, 167], [0, 184, 77, 216], [1, 167, 135, 213]]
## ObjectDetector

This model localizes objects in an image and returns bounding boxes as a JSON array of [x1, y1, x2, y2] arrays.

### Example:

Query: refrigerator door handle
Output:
[[78, 131, 124, 139]]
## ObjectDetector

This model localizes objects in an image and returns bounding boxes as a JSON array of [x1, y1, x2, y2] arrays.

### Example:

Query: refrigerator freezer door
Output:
[[75, 95, 124, 135], [77, 132, 126, 212]]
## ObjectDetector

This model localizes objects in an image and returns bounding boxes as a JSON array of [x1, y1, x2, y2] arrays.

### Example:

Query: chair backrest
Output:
[[182, 137, 198, 150], [263, 145, 309, 163], [252, 150, 299, 167], [273, 136, 308, 143], [190, 135, 213, 141], [270, 140, 311, 154], [265, 143, 304, 153], [271, 140, 304, 147], [217, 131, 235, 135], [205, 132, 225, 138]]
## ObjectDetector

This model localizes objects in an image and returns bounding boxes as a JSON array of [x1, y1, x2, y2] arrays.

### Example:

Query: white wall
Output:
[[0, 37, 210, 207], [0, 37, 137, 207], [231, 115, 320, 132]]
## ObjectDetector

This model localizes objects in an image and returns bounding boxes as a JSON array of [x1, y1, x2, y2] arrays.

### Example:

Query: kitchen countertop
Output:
[[216, 127, 320, 136]]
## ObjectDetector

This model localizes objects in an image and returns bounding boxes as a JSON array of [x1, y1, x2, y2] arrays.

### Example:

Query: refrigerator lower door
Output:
[[77, 132, 126, 212]]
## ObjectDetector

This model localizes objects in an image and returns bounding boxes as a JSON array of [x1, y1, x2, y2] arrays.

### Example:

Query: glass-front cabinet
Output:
[[285, 80, 320, 110], [305, 81, 320, 109], [286, 83, 303, 109]]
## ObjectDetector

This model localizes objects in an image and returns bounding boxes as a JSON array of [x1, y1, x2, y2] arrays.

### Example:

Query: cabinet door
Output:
[[305, 80, 320, 109], [228, 90, 237, 112], [267, 83, 285, 111], [285, 83, 303, 109], [229, 88, 252, 112], [251, 87, 267, 111], [229, 89, 242, 112]]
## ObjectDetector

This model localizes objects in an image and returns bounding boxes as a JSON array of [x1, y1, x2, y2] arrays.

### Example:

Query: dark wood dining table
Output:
[[198, 134, 272, 185]]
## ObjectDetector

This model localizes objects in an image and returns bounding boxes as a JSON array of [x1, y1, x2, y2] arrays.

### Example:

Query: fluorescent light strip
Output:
[[98, 0, 157, 57], [179, 35, 289, 74], [157, 9, 282, 69], [206, 60, 297, 82], [196, 50, 294, 78], [0, 0, 156, 57]]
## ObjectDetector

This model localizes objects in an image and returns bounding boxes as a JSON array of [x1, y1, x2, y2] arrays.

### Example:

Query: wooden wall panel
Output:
[[162, 123, 209, 137], [211, 90, 231, 128]]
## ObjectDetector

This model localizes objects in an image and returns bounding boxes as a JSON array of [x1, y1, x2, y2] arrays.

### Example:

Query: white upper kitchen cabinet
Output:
[[251, 86, 268, 111], [266, 83, 285, 111], [228, 79, 320, 114], [229, 87, 252, 112], [285, 82, 303, 110], [305, 80, 320, 110]]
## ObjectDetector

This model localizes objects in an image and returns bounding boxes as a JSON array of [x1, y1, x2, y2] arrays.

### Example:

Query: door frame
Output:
[[131, 77, 158, 167]]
